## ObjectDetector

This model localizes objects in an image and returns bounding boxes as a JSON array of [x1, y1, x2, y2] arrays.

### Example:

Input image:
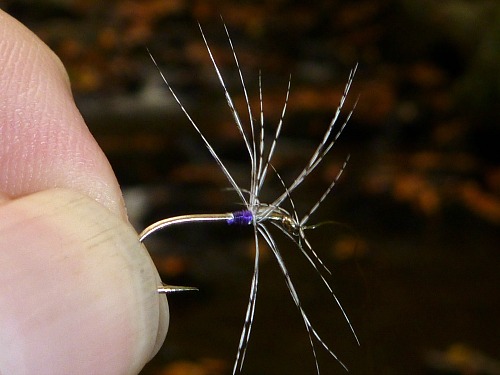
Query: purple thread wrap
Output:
[[227, 210, 253, 225]]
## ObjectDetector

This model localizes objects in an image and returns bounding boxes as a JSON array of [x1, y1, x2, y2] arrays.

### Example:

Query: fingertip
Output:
[[0, 189, 168, 374], [0, 9, 126, 218]]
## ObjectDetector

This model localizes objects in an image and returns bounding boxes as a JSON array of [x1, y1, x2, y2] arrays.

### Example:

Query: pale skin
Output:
[[0, 9, 168, 375]]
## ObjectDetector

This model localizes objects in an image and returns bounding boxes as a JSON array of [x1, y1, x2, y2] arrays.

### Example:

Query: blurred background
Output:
[[3, 1, 499, 374]]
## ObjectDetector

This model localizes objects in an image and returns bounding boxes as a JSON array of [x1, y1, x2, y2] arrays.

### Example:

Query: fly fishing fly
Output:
[[141, 23, 359, 374]]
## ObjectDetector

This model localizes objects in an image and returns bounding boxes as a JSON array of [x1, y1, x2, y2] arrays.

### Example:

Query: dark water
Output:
[[123, 134, 499, 375], [138, 202, 498, 375]]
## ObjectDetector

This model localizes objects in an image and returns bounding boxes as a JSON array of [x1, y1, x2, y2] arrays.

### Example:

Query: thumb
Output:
[[0, 188, 168, 375]]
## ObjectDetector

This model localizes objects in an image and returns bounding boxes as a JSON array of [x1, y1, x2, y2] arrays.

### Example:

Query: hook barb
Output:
[[157, 284, 199, 294]]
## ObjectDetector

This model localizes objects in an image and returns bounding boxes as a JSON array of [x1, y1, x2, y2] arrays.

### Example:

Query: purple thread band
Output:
[[227, 210, 253, 225]]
